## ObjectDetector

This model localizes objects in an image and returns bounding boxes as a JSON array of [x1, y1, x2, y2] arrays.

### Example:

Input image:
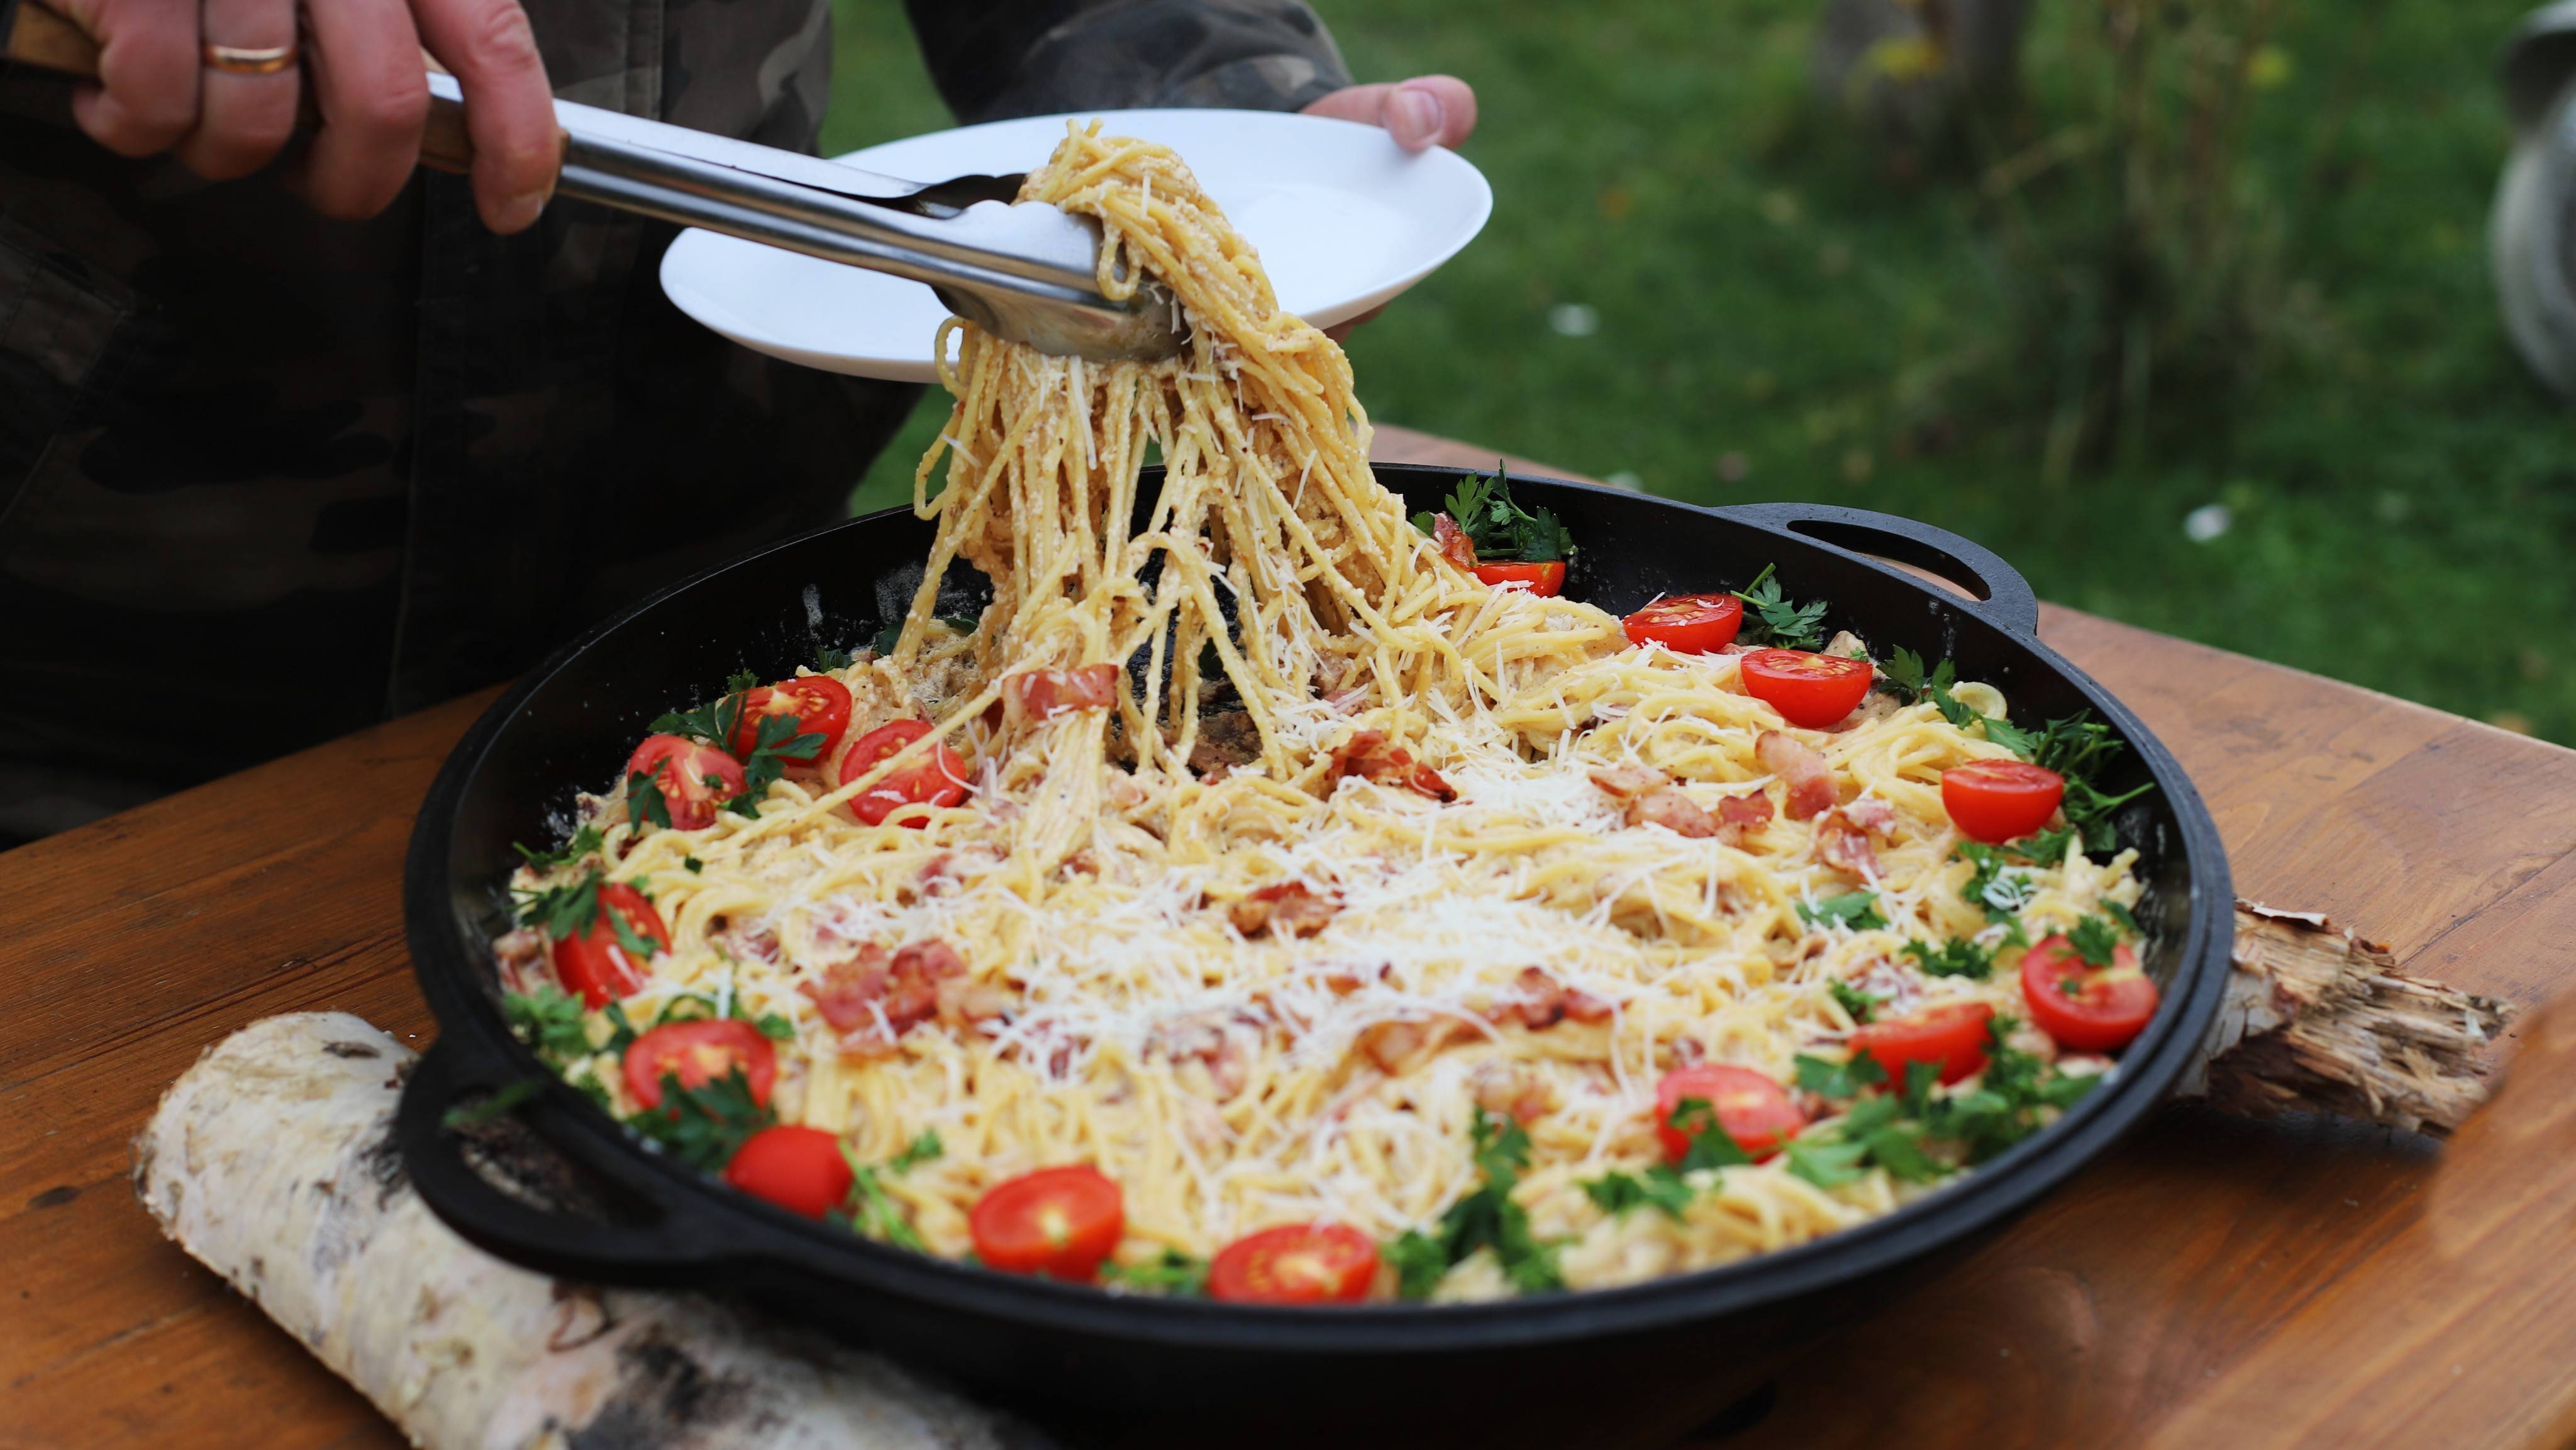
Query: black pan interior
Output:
[[400, 466, 2232, 1448]]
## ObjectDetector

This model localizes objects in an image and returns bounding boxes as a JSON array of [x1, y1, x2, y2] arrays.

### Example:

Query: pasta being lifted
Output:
[[497, 124, 2160, 1303]]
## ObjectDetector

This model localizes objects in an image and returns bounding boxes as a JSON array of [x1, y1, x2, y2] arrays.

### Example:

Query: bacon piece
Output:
[[1590, 764, 1718, 838], [1816, 809, 1882, 878], [1718, 791, 1775, 840], [1471, 1061, 1554, 1124], [492, 928, 548, 993], [1489, 966, 1613, 1030], [1842, 796, 1898, 834], [709, 917, 781, 966], [1355, 1017, 1467, 1076], [799, 939, 965, 1044], [1329, 729, 1455, 803], [1756, 730, 1836, 820], [1228, 881, 1340, 939], [1150, 1012, 1260, 1098], [1431, 511, 1478, 571], [1003, 664, 1121, 725]]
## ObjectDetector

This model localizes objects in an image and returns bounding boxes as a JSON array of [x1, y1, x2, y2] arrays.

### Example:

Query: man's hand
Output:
[[56, 0, 560, 233], [1300, 75, 1477, 152]]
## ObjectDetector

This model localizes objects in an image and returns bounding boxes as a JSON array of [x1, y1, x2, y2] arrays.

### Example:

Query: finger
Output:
[[412, 0, 558, 233], [60, 0, 200, 157], [1298, 82, 1393, 128], [1396, 75, 1477, 150], [172, 0, 301, 181], [298, 0, 430, 218]]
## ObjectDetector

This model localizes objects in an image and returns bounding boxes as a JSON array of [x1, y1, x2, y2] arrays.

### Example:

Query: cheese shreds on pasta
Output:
[[503, 125, 2145, 1300]]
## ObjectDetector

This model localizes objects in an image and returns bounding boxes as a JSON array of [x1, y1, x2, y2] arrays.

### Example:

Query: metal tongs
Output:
[[1, 0, 1186, 362]]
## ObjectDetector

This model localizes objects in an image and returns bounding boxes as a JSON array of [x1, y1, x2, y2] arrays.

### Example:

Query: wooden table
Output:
[[8, 430, 2576, 1449]]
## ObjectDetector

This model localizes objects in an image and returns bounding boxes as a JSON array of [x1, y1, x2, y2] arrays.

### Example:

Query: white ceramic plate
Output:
[[657, 109, 1492, 383]]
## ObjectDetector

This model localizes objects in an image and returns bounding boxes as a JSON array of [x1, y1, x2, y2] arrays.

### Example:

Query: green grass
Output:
[[819, 0, 2576, 743]]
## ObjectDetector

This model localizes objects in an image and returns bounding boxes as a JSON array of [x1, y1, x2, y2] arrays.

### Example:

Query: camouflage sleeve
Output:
[[904, 0, 1353, 123]]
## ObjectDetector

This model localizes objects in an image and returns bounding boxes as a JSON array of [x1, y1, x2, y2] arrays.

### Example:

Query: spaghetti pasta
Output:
[[501, 124, 2148, 1302]]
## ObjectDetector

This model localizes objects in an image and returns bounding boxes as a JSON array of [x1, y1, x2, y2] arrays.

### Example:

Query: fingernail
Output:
[[1392, 88, 1443, 149], [492, 189, 548, 235]]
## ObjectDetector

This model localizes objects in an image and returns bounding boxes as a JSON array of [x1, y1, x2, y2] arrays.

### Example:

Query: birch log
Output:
[[2173, 903, 2516, 1135], [132, 1012, 1037, 1450]]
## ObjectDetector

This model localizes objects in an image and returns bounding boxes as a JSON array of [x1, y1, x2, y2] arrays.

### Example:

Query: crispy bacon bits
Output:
[[1755, 730, 1836, 820], [801, 939, 1000, 1050], [1816, 796, 1898, 878], [1228, 881, 1340, 939], [1472, 1060, 1555, 1124], [1590, 764, 1717, 838], [1329, 729, 1455, 802], [1003, 664, 1121, 727], [1355, 1017, 1468, 1076], [1491, 966, 1614, 1030]]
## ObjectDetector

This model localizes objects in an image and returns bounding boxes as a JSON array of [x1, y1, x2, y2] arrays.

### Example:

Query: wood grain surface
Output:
[[3, 432, 2571, 1449]]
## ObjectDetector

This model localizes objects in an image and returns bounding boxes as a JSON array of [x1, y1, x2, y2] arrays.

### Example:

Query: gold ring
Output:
[[203, 42, 296, 75]]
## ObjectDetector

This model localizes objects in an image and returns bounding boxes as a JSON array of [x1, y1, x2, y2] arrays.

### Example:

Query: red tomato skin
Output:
[[1623, 594, 1745, 654], [2020, 935, 2160, 1052], [1941, 760, 2068, 844], [625, 733, 748, 830], [1738, 649, 1874, 728], [1207, 1223, 1380, 1305], [837, 721, 972, 828], [969, 1166, 1124, 1281], [730, 676, 853, 763], [1472, 560, 1567, 596], [1652, 1064, 1806, 1161], [1848, 1001, 1995, 1086], [723, 1126, 854, 1219], [552, 884, 668, 1008], [623, 1019, 778, 1110]]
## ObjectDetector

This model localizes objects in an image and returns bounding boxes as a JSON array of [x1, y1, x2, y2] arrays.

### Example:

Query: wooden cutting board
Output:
[[2, 430, 2572, 1449]]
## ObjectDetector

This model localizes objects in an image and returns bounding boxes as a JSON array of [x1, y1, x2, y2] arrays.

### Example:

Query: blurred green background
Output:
[[820, 0, 2576, 744]]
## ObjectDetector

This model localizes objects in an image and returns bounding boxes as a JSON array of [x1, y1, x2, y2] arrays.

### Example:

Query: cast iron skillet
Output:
[[398, 465, 2231, 1449]]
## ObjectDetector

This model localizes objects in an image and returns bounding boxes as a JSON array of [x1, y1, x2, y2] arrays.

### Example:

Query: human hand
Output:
[[1300, 75, 1477, 151], [52, 0, 560, 232]]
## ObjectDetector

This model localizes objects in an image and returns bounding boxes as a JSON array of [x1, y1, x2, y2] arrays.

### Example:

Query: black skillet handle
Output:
[[1710, 501, 2042, 639], [397, 1036, 740, 1285]]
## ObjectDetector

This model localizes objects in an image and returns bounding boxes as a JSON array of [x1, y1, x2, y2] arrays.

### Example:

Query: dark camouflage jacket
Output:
[[0, 0, 1347, 843]]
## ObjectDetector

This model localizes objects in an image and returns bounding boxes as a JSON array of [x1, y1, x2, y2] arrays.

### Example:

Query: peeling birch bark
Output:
[[2170, 903, 2516, 1135], [132, 1013, 1036, 1450]]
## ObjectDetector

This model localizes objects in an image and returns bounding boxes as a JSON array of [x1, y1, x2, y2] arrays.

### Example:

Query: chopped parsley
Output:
[[514, 825, 605, 871], [625, 768, 674, 831], [503, 986, 594, 1064], [1953, 844, 2035, 942], [1829, 979, 1884, 1022], [513, 869, 603, 938], [727, 710, 829, 818], [2102, 898, 2143, 935], [1798, 890, 1889, 932], [2021, 713, 2157, 851], [650, 670, 760, 747], [1410, 464, 1575, 564], [753, 1012, 796, 1041], [628, 1066, 773, 1172], [2065, 913, 2126, 968], [1782, 1021, 2100, 1190], [837, 1131, 943, 1251], [1730, 563, 1831, 652], [683, 855, 704, 874], [1099, 1248, 1210, 1295], [1389, 1111, 1563, 1298], [814, 644, 854, 672], [1904, 937, 1996, 979], [1579, 1096, 1755, 1224]]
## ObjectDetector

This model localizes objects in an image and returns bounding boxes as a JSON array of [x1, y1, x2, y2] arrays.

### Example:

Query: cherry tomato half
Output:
[[625, 733, 747, 831], [1623, 593, 1745, 654], [969, 1166, 1124, 1281], [1738, 649, 1874, 729], [2021, 934, 2160, 1053], [1207, 1222, 1380, 1305], [1472, 560, 1567, 596], [837, 720, 972, 828], [552, 883, 667, 1008], [1942, 759, 2067, 845], [723, 1125, 853, 1219], [623, 1018, 777, 1110], [1848, 1001, 1994, 1086], [1653, 1064, 1806, 1161], [730, 675, 853, 764]]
